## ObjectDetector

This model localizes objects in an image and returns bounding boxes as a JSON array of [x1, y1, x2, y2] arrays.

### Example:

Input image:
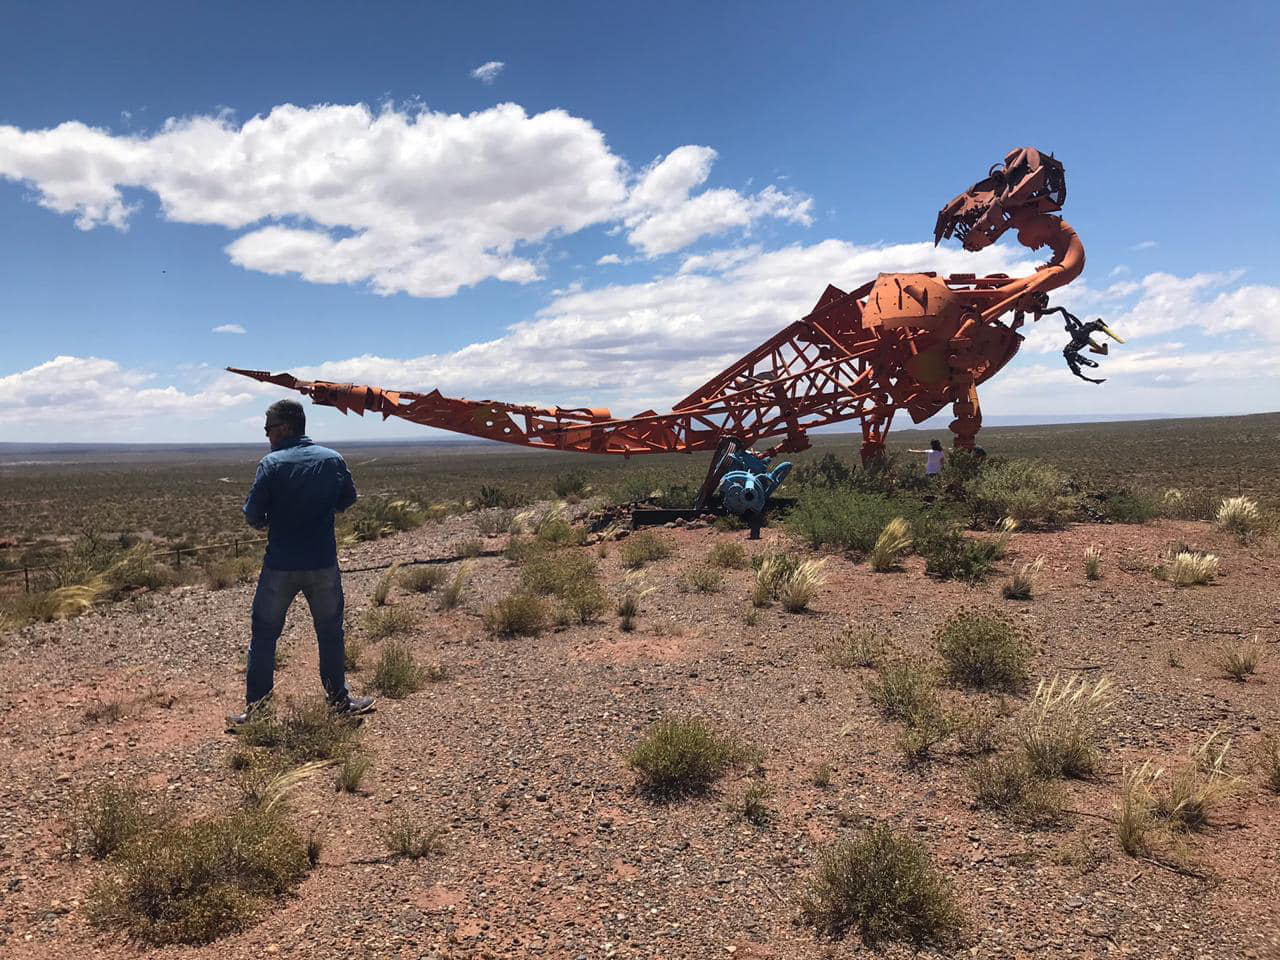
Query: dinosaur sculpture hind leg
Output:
[[948, 384, 982, 451]]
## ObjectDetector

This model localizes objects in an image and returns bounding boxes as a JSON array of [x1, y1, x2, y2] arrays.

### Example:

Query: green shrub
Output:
[[628, 717, 745, 798], [935, 607, 1031, 691], [371, 642, 424, 698], [476, 509, 514, 536], [339, 498, 424, 543], [788, 489, 918, 554], [1097, 489, 1159, 524], [552, 469, 588, 498], [474, 484, 525, 509], [915, 527, 1000, 583], [484, 592, 550, 637], [86, 807, 310, 945], [736, 782, 774, 828], [965, 458, 1075, 527], [619, 531, 673, 569], [800, 824, 964, 948], [790, 452, 856, 489], [521, 550, 598, 595], [336, 752, 372, 793], [829, 627, 887, 669]]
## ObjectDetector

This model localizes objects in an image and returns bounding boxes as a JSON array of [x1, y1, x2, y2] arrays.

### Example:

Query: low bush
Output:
[[483, 592, 550, 637], [383, 816, 447, 859], [203, 555, 259, 591], [1256, 734, 1280, 794], [336, 753, 371, 794], [552, 469, 588, 498], [915, 527, 1001, 583], [829, 627, 887, 670], [706, 539, 749, 569], [619, 531, 674, 569], [788, 489, 920, 555], [971, 754, 1062, 823], [679, 565, 724, 593], [1019, 675, 1112, 779], [965, 458, 1075, 528], [1153, 734, 1234, 831], [954, 704, 1000, 755], [364, 605, 415, 639], [372, 563, 400, 607], [935, 607, 1031, 691], [339, 498, 424, 544], [736, 782, 774, 828], [1158, 551, 1219, 587], [474, 484, 525, 509], [399, 565, 446, 593], [86, 805, 311, 945], [865, 660, 942, 725], [616, 573, 653, 632], [1096, 489, 1159, 524], [800, 824, 964, 948], [66, 782, 168, 860], [475, 509, 514, 537], [371, 642, 424, 698], [455, 537, 484, 559], [627, 717, 746, 798]]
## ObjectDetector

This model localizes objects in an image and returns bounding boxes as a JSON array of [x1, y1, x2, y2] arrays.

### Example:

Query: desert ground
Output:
[[0, 417, 1278, 959]]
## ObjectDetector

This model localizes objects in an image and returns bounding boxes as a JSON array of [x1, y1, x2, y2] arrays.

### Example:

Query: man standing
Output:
[[228, 399, 373, 725]]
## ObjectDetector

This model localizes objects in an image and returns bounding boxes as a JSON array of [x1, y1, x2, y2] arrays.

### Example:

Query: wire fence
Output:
[[0, 536, 269, 593]]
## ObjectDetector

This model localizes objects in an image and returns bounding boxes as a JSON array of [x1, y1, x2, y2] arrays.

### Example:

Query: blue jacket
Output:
[[242, 436, 357, 570]]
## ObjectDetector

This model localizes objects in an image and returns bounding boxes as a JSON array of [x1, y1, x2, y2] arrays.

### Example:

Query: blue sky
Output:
[[1, 0, 1277, 443]]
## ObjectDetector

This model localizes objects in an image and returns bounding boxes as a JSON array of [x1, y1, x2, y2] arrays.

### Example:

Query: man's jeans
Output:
[[247, 564, 348, 706]]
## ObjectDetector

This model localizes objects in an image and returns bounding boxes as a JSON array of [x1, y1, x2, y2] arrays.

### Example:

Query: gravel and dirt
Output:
[[1, 506, 1278, 959]]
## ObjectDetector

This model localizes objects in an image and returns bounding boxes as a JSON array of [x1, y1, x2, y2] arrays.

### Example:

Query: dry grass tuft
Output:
[[800, 824, 965, 948], [1215, 496, 1261, 541], [971, 753, 1062, 823], [437, 563, 468, 610], [335, 752, 372, 794], [1116, 761, 1160, 855], [1158, 551, 1219, 587], [66, 782, 170, 860], [1019, 675, 1112, 778], [1001, 556, 1044, 600], [240, 761, 328, 815], [870, 517, 913, 572], [372, 562, 400, 606], [1154, 733, 1235, 831], [616, 573, 654, 632], [778, 559, 827, 612], [1084, 544, 1103, 581], [865, 659, 941, 724], [1256, 734, 1280, 794], [1220, 637, 1262, 681]]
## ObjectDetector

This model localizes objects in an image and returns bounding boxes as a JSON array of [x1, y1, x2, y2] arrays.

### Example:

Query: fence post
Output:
[[24, 565, 29, 593], [175, 548, 181, 569], [234, 538, 239, 557]]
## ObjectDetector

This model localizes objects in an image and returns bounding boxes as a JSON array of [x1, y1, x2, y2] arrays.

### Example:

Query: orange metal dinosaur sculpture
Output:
[[230, 147, 1120, 464]]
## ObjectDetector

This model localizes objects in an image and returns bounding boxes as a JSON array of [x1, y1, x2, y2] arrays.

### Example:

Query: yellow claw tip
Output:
[[1100, 324, 1125, 344]]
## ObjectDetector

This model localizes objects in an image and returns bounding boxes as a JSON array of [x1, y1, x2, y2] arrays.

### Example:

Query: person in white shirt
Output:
[[908, 438, 946, 477]]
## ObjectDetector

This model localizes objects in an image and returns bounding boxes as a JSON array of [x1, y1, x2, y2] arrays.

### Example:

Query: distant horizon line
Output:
[[2, 410, 1277, 451]]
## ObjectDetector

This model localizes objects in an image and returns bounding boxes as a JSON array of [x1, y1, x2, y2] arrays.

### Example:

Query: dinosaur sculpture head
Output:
[[934, 147, 1067, 251]]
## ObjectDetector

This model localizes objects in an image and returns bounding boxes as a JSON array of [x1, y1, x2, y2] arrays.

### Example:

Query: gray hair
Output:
[[266, 399, 305, 436]]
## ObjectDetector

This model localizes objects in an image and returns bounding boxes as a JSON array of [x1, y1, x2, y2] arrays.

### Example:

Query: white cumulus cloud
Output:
[[212, 323, 246, 334], [595, 253, 622, 265], [622, 146, 812, 257], [0, 102, 815, 297], [470, 61, 505, 84]]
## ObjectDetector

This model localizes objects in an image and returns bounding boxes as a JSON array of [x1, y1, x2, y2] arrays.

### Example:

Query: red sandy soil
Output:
[[1, 508, 1278, 959]]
